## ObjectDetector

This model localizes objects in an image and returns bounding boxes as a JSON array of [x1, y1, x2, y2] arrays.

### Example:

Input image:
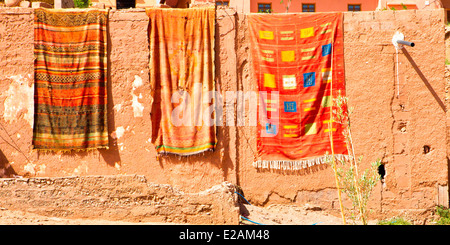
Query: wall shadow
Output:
[[33, 19, 121, 166], [404, 47, 448, 205], [151, 12, 235, 181], [214, 14, 235, 182], [0, 149, 16, 178], [402, 48, 446, 112], [447, 157, 450, 206], [99, 19, 122, 167]]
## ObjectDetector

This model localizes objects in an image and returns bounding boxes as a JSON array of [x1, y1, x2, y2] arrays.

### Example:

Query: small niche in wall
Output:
[[117, 0, 135, 9], [160, 0, 190, 8]]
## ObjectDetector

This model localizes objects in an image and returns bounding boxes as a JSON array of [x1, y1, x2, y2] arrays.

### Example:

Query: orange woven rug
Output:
[[33, 8, 109, 152], [147, 7, 217, 156], [249, 13, 349, 171]]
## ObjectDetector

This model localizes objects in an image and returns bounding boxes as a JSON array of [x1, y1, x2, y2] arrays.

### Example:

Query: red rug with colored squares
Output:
[[249, 13, 349, 171]]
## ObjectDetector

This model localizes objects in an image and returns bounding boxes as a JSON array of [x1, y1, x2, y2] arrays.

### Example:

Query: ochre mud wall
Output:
[[344, 10, 448, 219], [236, 9, 448, 220], [0, 175, 239, 224], [0, 8, 237, 193], [0, 7, 447, 220]]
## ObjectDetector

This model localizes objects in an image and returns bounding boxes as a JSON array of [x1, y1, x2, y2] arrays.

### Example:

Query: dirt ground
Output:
[[240, 204, 345, 225], [0, 207, 169, 225], [239, 204, 381, 225], [0, 204, 377, 225], [0, 208, 184, 225]]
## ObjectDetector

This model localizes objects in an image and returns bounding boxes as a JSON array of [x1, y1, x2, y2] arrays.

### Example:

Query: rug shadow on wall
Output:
[[402, 48, 446, 112], [447, 157, 450, 196], [0, 149, 17, 178], [153, 21, 235, 181], [154, 80, 234, 181], [98, 22, 122, 167], [30, 20, 120, 168]]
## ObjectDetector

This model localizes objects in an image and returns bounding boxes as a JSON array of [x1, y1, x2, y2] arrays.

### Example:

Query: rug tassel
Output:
[[252, 154, 351, 171]]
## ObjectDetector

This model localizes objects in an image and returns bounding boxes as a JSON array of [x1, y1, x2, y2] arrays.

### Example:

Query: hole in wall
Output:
[[397, 121, 407, 133], [423, 145, 431, 154], [378, 164, 386, 180]]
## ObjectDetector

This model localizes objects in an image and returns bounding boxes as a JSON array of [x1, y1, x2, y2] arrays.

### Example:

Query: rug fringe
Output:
[[33, 146, 109, 154], [157, 148, 215, 157], [252, 154, 351, 171]]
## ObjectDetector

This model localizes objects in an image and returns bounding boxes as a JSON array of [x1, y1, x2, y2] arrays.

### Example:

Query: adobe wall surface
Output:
[[0, 8, 448, 221], [0, 175, 239, 224], [0, 8, 237, 193], [236, 9, 448, 221], [344, 10, 448, 219]]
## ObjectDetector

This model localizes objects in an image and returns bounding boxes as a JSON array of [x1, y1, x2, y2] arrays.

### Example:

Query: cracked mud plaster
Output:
[[2, 75, 34, 127], [115, 126, 125, 139], [131, 75, 144, 117]]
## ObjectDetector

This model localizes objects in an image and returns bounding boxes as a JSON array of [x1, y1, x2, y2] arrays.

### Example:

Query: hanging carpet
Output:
[[147, 7, 217, 156], [33, 8, 109, 151], [248, 13, 349, 171]]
